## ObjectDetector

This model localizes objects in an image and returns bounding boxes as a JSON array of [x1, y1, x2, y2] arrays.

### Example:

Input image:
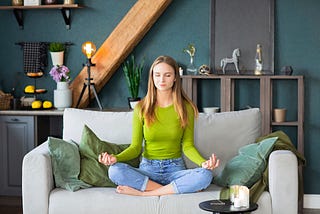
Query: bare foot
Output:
[[116, 186, 143, 196]]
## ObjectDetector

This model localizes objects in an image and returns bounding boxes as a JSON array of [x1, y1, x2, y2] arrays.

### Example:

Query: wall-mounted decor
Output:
[[210, 0, 274, 75]]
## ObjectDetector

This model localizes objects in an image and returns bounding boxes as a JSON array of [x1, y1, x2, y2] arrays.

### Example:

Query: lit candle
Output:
[[239, 186, 250, 208], [234, 198, 241, 208]]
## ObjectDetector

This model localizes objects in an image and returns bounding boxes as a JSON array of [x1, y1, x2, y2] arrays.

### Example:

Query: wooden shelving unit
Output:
[[0, 4, 83, 29], [181, 75, 304, 155]]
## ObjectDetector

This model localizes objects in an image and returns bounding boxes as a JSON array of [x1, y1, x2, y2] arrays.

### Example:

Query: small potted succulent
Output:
[[123, 55, 144, 109], [49, 42, 65, 66]]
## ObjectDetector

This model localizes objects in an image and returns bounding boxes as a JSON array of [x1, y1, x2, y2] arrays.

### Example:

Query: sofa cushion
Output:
[[79, 125, 140, 187], [48, 137, 91, 191], [49, 188, 159, 214], [214, 136, 278, 187], [185, 108, 261, 177], [63, 108, 134, 145]]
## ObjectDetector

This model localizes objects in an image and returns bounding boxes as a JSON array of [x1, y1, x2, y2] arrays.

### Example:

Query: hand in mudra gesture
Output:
[[98, 152, 117, 166], [201, 153, 220, 170]]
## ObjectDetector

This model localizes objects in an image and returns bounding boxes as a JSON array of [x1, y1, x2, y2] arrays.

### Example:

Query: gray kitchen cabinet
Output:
[[0, 116, 34, 196]]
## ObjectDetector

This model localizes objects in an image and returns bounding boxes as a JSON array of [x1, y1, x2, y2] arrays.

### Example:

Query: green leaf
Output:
[[122, 54, 144, 99]]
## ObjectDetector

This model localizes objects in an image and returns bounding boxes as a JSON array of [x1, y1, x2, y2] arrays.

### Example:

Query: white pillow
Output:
[[184, 108, 261, 177]]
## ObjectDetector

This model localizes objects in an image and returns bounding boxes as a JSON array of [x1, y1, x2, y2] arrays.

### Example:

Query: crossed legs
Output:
[[108, 162, 212, 196]]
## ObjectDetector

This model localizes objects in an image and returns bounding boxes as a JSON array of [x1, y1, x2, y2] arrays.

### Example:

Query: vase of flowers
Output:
[[49, 65, 72, 110], [183, 43, 197, 75]]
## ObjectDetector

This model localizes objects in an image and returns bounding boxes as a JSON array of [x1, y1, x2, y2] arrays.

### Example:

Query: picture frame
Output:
[[210, 0, 275, 75]]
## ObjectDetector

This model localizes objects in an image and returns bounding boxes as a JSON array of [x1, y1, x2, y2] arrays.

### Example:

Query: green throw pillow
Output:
[[214, 136, 278, 188], [79, 125, 140, 187], [48, 137, 91, 191]]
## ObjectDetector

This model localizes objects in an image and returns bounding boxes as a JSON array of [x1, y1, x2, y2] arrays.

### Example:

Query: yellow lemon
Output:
[[31, 100, 42, 109], [24, 85, 35, 93], [43, 101, 53, 109]]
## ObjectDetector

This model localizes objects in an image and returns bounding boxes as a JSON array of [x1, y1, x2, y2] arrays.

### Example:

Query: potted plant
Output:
[[49, 42, 65, 66], [123, 55, 144, 109]]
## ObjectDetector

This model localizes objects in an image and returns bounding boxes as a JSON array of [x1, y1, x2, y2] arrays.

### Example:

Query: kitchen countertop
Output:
[[0, 107, 131, 116], [0, 109, 64, 116]]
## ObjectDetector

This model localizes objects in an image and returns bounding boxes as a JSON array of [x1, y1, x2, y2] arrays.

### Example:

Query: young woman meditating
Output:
[[98, 55, 219, 196]]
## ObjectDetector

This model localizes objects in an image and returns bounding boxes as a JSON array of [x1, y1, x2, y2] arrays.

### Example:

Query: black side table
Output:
[[199, 199, 258, 214]]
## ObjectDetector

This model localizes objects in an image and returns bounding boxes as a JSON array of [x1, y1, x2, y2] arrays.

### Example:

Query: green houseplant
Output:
[[49, 42, 65, 52], [123, 55, 144, 109], [49, 42, 66, 66]]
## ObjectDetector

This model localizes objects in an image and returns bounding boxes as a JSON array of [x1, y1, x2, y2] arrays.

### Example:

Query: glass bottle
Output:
[[186, 55, 197, 75], [254, 44, 263, 75]]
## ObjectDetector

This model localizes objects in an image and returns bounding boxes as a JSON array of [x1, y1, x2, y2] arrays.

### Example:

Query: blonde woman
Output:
[[99, 55, 219, 196]]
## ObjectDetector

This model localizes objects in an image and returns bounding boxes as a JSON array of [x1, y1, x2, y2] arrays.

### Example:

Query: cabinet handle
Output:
[[11, 118, 19, 122]]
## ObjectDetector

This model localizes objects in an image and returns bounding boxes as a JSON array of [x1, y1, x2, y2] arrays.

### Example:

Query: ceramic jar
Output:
[[54, 82, 72, 110], [43, 0, 57, 5], [64, 0, 75, 4], [12, 0, 23, 6]]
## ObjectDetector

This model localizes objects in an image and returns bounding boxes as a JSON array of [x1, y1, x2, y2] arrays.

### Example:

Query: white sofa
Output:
[[22, 108, 298, 214]]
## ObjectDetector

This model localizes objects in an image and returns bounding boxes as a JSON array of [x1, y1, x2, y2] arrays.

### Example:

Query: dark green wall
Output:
[[0, 0, 319, 194]]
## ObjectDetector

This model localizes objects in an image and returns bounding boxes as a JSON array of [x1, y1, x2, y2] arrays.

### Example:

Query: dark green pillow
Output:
[[48, 137, 91, 191], [214, 136, 278, 188], [79, 125, 140, 187]]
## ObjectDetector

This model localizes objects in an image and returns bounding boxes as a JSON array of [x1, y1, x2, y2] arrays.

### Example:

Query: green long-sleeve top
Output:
[[115, 103, 206, 166]]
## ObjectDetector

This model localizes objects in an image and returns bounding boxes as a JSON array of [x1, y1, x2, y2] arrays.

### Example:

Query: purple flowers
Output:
[[49, 65, 71, 83]]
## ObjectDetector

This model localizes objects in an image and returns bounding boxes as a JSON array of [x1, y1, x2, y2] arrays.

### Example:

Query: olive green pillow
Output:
[[214, 136, 278, 188], [48, 137, 91, 191], [79, 125, 140, 187]]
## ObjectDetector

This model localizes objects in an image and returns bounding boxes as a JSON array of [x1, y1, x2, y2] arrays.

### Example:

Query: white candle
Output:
[[239, 186, 250, 208], [234, 198, 241, 208], [179, 67, 184, 76]]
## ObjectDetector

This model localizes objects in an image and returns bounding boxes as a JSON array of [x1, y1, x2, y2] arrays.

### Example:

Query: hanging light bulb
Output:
[[81, 41, 96, 59]]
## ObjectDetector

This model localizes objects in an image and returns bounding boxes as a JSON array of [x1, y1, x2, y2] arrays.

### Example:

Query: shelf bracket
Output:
[[13, 9, 23, 30], [60, 8, 71, 30]]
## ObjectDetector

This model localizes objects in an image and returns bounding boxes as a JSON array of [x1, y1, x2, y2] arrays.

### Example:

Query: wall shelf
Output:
[[0, 4, 83, 30], [181, 74, 304, 155]]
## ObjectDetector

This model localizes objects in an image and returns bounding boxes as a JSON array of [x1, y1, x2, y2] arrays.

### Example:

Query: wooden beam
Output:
[[71, 0, 172, 108]]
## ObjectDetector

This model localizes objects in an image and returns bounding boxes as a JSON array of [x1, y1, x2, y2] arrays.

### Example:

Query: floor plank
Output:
[[0, 196, 319, 214]]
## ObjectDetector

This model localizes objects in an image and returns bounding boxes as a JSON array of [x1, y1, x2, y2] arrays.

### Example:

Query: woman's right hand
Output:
[[98, 152, 117, 166]]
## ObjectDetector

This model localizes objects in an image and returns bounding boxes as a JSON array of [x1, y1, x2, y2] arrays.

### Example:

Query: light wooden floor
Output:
[[0, 196, 319, 214]]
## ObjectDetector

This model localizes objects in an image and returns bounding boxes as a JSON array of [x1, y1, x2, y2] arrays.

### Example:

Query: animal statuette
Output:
[[220, 48, 240, 74]]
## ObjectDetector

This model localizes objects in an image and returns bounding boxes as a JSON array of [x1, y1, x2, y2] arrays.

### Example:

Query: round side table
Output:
[[199, 199, 258, 214]]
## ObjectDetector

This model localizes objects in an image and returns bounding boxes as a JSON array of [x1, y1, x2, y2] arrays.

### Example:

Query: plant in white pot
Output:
[[123, 55, 144, 109], [49, 42, 65, 66]]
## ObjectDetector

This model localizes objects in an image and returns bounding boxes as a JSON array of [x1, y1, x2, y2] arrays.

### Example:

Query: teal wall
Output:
[[0, 0, 319, 194]]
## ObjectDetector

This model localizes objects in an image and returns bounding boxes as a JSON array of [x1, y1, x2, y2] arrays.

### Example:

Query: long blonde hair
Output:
[[139, 55, 198, 128]]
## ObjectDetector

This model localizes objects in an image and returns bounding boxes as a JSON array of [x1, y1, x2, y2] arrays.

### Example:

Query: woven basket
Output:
[[0, 93, 13, 110]]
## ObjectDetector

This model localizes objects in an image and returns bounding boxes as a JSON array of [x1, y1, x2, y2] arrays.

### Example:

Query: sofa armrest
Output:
[[268, 150, 298, 214], [22, 141, 54, 214]]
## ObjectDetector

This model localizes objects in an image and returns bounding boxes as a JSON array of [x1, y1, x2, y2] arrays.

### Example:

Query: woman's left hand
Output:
[[201, 153, 220, 170]]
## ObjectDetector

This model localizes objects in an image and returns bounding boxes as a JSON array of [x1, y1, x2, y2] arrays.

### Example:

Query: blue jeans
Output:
[[108, 157, 213, 194]]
